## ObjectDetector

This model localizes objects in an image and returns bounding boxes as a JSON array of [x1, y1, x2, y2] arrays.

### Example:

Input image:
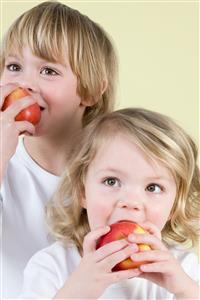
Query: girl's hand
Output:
[[54, 226, 142, 299], [128, 222, 198, 298], [0, 83, 36, 183]]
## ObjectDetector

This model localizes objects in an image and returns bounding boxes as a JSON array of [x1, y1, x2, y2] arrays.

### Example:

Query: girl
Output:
[[20, 108, 199, 299], [0, 1, 117, 297]]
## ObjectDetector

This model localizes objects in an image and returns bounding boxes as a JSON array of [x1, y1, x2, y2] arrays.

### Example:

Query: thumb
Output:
[[83, 226, 110, 254]]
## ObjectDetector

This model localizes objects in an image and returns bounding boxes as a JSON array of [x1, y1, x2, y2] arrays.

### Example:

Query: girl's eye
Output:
[[146, 183, 163, 194], [41, 67, 58, 76], [6, 64, 21, 72], [104, 177, 120, 187]]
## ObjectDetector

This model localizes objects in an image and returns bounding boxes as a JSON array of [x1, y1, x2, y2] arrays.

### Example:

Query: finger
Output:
[[128, 233, 167, 251], [0, 83, 19, 108], [131, 249, 170, 263], [101, 244, 138, 271], [95, 239, 138, 262], [3, 96, 37, 119], [139, 261, 171, 273], [83, 226, 110, 254], [137, 221, 161, 239], [109, 268, 142, 284], [15, 121, 36, 135]]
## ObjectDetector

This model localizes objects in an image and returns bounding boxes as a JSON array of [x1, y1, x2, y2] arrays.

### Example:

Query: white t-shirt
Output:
[[1, 137, 60, 298], [19, 241, 200, 299]]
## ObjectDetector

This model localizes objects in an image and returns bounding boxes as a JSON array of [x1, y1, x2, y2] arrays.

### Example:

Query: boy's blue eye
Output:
[[104, 177, 120, 187], [146, 183, 163, 193], [6, 64, 21, 72], [41, 67, 58, 76]]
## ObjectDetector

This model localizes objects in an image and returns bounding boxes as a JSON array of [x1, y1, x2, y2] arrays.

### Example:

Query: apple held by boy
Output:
[[2, 87, 41, 125], [97, 221, 151, 271]]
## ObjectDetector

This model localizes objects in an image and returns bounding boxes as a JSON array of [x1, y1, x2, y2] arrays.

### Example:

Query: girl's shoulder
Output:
[[27, 240, 80, 267], [20, 241, 81, 298], [169, 244, 198, 262]]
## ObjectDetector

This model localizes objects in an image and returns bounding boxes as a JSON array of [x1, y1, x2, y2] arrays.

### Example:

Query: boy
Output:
[[0, 1, 117, 297]]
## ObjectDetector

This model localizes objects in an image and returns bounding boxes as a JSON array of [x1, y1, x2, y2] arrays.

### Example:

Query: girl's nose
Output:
[[116, 197, 143, 211]]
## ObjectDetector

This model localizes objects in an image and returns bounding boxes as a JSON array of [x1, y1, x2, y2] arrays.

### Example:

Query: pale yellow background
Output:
[[1, 0, 199, 255]]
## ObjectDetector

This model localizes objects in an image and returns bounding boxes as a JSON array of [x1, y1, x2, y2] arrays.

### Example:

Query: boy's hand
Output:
[[128, 221, 199, 298], [0, 83, 36, 183], [54, 226, 141, 299]]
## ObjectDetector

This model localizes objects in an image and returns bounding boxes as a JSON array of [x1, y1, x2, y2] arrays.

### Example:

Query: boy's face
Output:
[[1, 46, 86, 137], [82, 135, 177, 232]]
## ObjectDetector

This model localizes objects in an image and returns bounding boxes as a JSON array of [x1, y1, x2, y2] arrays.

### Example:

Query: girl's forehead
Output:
[[88, 133, 175, 181]]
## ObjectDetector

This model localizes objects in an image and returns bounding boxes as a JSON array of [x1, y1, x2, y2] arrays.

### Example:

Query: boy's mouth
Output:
[[39, 106, 45, 111]]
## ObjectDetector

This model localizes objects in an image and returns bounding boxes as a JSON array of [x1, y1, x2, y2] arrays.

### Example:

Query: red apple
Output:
[[97, 221, 151, 271], [2, 87, 41, 125]]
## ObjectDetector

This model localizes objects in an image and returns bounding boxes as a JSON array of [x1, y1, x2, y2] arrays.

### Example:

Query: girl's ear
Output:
[[81, 196, 87, 209], [80, 184, 87, 208]]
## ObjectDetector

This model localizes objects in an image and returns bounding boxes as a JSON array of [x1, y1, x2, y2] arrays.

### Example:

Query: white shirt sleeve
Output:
[[19, 250, 61, 299]]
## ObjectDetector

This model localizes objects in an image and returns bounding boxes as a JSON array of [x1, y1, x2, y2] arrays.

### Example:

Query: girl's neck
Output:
[[23, 133, 77, 176]]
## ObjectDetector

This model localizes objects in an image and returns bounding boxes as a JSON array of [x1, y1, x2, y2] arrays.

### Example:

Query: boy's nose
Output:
[[17, 72, 39, 93], [19, 81, 39, 93]]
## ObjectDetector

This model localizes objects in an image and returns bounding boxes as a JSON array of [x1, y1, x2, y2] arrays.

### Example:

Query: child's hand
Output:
[[54, 226, 141, 299], [0, 83, 36, 182], [128, 222, 199, 298]]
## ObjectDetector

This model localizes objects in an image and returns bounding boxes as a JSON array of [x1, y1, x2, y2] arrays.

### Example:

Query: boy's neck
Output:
[[23, 133, 77, 176]]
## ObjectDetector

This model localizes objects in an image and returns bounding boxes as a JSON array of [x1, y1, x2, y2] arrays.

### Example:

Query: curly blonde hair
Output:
[[46, 108, 200, 253], [0, 1, 118, 125]]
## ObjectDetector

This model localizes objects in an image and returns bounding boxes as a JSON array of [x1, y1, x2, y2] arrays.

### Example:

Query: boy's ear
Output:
[[101, 79, 108, 95], [80, 96, 95, 107], [80, 79, 108, 107]]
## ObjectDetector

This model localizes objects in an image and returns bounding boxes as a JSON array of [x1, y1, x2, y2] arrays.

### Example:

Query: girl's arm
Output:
[[175, 277, 199, 299]]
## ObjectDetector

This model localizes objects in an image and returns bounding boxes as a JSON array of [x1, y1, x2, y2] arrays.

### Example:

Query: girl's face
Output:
[[82, 135, 177, 232], [1, 46, 86, 137]]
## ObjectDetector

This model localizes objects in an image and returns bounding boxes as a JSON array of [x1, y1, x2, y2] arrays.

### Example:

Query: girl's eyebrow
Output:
[[145, 176, 173, 183], [95, 168, 126, 177]]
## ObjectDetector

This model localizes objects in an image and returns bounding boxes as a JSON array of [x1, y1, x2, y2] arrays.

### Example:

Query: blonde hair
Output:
[[0, 1, 118, 125], [46, 107, 200, 253]]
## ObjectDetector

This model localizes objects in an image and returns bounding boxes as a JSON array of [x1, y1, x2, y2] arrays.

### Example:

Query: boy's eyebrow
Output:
[[7, 54, 46, 62], [6, 54, 21, 60], [6, 54, 68, 67]]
